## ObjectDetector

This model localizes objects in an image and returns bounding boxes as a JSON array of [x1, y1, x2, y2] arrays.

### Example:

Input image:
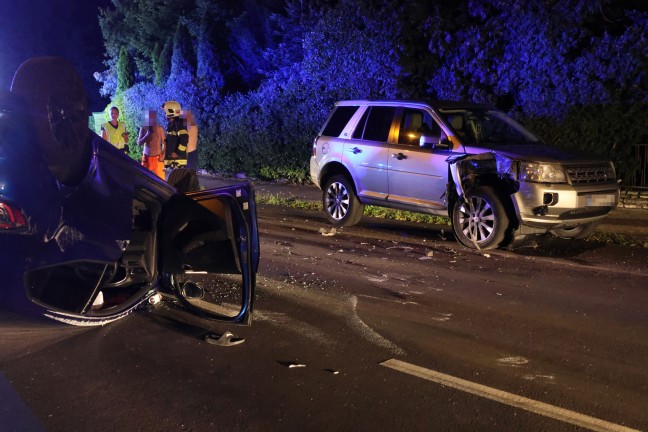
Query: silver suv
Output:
[[309, 100, 620, 249]]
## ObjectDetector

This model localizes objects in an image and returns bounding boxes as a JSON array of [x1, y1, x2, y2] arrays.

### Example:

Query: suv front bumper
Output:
[[512, 181, 620, 229]]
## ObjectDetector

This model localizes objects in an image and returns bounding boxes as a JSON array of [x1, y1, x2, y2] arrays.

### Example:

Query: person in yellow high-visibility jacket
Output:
[[162, 101, 188, 173], [101, 106, 129, 153]]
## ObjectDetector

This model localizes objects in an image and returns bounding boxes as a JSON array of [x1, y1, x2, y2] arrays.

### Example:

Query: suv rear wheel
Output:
[[452, 186, 509, 249], [323, 175, 364, 226]]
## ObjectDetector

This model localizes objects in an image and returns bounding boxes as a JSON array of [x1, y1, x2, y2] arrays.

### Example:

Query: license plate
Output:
[[582, 194, 616, 206]]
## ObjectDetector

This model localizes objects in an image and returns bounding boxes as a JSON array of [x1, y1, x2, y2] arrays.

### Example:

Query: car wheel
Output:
[[452, 186, 509, 250], [10, 57, 91, 185], [323, 175, 364, 226], [551, 222, 599, 240], [168, 168, 200, 193]]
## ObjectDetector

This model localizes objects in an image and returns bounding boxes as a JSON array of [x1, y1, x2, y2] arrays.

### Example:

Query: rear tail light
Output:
[[312, 139, 317, 157], [0, 202, 28, 230]]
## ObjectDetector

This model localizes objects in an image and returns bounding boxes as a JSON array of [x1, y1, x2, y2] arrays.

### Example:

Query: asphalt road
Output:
[[1, 182, 647, 432]]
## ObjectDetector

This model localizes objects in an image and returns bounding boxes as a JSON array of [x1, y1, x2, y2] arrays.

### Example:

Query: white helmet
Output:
[[162, 100, 181, 118]]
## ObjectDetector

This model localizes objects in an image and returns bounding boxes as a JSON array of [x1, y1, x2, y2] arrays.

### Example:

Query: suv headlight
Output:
[[519, 162, 566, 183]]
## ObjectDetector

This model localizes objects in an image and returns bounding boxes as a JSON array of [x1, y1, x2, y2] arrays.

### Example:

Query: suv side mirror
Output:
[[419, 134, 438, 149], [420, 135, 452, 151]]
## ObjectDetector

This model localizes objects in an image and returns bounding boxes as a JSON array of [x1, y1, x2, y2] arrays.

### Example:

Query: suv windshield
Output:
[[439, 108, 539, 145]]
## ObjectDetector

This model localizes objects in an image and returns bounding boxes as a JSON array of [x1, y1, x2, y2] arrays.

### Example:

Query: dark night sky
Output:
[[0, 0, 112, 111]]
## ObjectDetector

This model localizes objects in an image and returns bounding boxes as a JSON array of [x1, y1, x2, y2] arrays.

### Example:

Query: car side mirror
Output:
[[419, 134, 439, 149], [420, 135, 452, 151]]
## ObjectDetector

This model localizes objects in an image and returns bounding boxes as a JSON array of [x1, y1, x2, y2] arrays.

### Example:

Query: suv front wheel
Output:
[[323, 175, 364, 226], [452, 186, 509, 250]]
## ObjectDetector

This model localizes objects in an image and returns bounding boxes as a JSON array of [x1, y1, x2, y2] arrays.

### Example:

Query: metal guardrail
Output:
[[627, 144, 648, 190]]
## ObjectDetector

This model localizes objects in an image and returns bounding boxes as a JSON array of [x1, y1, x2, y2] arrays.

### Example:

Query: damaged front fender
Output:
[[447, 152, 519, 205]]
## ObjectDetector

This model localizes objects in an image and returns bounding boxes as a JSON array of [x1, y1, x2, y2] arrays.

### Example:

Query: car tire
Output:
[[10, 57, 91, 185], [323, 175, 364, 226], [167, 168, 200, 193], [452, 186, 509, 250], [551, 222, 599, 240]]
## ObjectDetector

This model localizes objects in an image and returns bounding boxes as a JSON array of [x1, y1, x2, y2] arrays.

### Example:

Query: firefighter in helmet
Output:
[[162, 100, 188, 172]]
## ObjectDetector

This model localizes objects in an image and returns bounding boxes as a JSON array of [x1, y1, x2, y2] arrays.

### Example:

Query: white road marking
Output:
[[256, 277, 402, 352], [380, 359, 639, 432], [255, 310, 336, 346], [349, 297, 405, 355]]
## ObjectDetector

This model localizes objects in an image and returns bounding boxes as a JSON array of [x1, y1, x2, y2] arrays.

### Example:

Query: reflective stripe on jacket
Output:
[[165, 118, 188, 158]]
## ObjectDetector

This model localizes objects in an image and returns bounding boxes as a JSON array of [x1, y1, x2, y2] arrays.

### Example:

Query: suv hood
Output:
[[466, 143, 610, 165]]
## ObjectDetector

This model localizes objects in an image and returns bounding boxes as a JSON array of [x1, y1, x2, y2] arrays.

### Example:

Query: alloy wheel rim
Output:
[[325, 182, 350, 220], [458, 197, 495, 243]]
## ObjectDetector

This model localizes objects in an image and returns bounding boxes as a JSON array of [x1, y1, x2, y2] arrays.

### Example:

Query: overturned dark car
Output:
[[0, 57, 259, 326]]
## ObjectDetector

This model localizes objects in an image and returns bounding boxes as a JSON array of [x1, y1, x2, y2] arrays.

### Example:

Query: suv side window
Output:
[[398, 109, 441, 145], [361, 107, 396, 142], [321, 106, 359, 137]]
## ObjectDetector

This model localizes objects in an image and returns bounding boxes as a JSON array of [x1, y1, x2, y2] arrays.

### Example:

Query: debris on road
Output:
[[419, 250, 434, 260], [205, 331, 245, 347], [496, 356, 529, 367], [387, 246, 414, 251], [319, 227, 337, 236]]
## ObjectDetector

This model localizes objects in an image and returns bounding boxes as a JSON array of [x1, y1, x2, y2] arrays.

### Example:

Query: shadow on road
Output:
[[360, 217, 612, 260], [506, 235, 608, 258]]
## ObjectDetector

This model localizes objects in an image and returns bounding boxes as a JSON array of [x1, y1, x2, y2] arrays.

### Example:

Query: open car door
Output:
[[158, 182, 259, 325]]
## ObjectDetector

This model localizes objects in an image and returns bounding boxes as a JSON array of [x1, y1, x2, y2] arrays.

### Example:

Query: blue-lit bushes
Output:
[[195, 2, 400, 179], [97, 0, 647, 182], [423, 0, 648, 181]]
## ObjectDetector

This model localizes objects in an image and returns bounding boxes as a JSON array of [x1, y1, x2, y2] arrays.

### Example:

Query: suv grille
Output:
[[566, 165, 615, 184]]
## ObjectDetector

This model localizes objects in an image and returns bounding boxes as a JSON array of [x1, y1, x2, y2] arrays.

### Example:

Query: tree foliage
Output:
[[116, 47, 135, 94], [96, 0, 648, 183]]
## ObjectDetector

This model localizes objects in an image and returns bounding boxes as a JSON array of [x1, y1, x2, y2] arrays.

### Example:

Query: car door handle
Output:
[[392, 153, 407, 160], [349, 147, 362, 154]]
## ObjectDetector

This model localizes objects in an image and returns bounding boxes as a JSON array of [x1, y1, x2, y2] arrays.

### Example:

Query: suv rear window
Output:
[[321, 106, 359, 137]]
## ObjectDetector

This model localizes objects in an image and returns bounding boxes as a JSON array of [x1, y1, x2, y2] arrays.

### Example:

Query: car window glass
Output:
[[440, 109, 539, 144], [398, 109, 441, 145], [362, 107, 396, 142], [321, 106, 359, 137]]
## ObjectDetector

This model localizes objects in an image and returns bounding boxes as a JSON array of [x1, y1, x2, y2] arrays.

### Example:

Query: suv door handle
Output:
[[392, 152, 407, 160], [349, 147, 362, 154]]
